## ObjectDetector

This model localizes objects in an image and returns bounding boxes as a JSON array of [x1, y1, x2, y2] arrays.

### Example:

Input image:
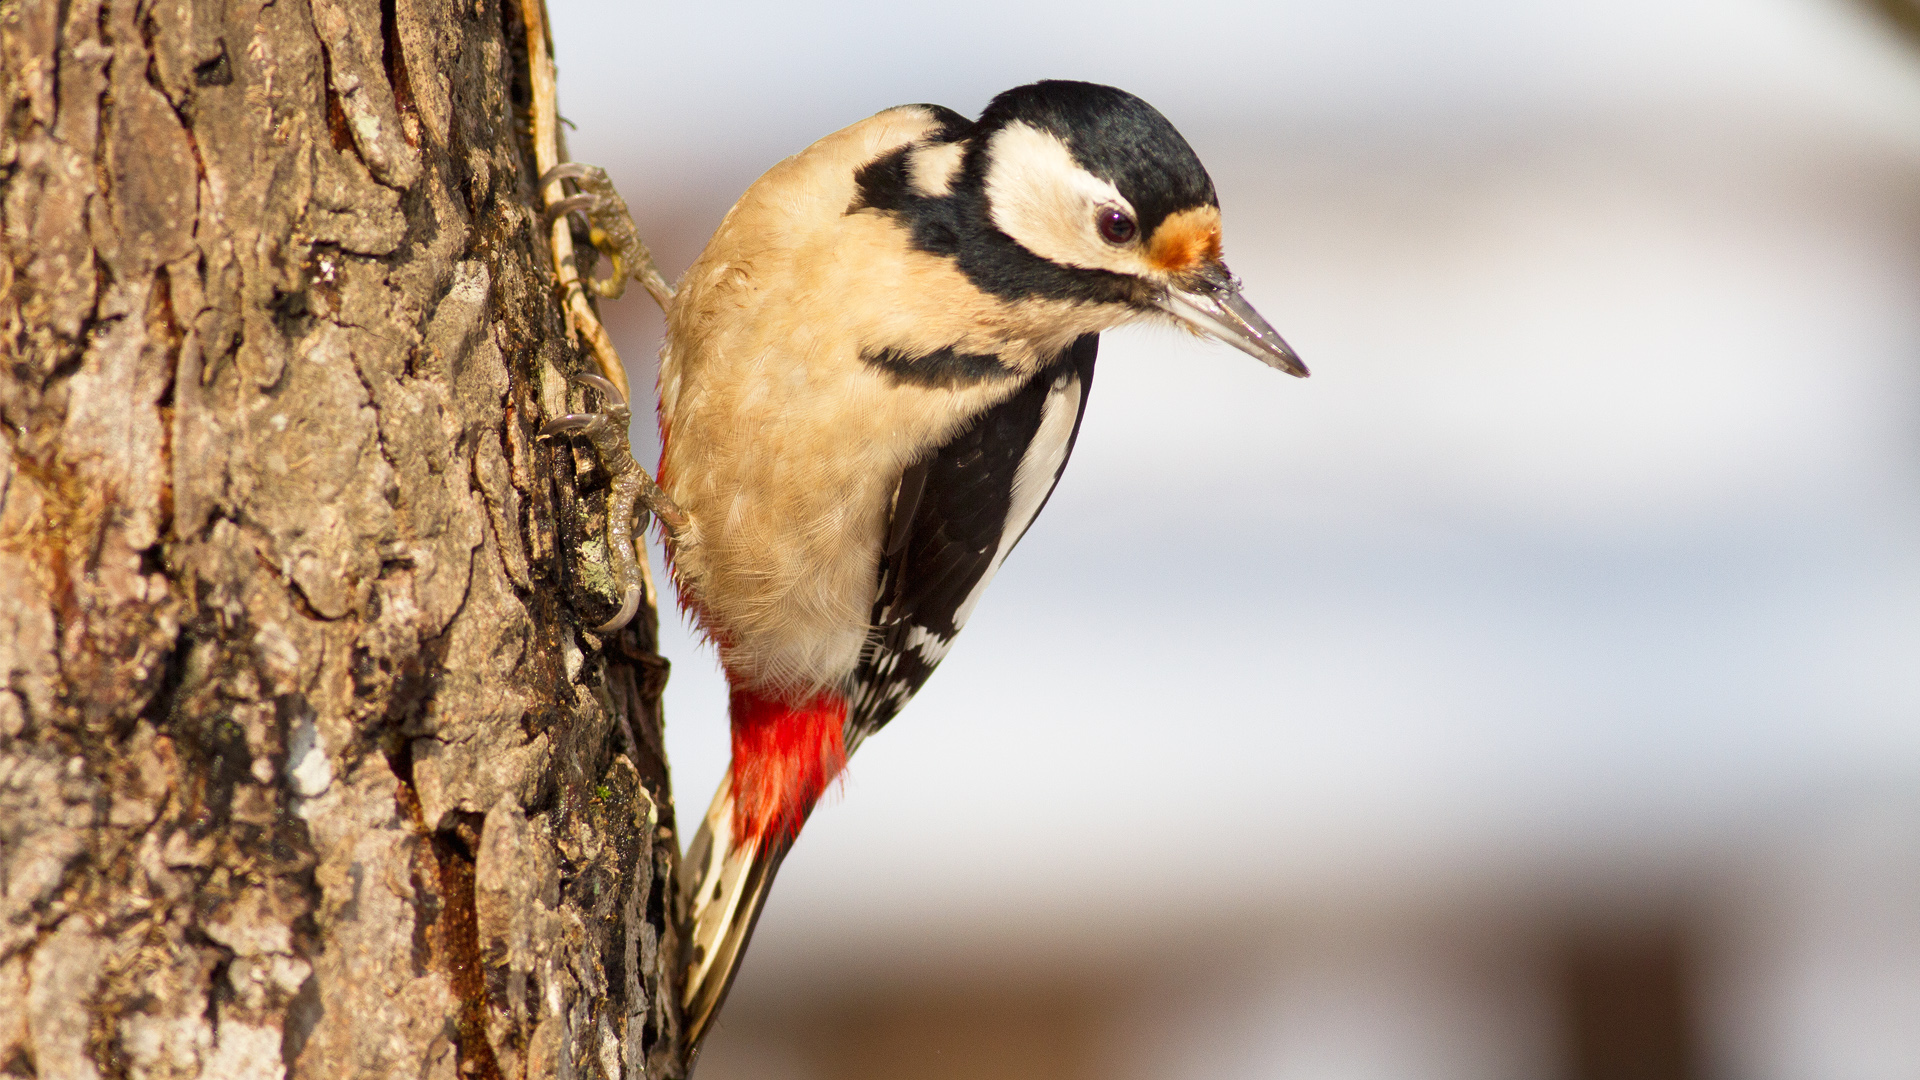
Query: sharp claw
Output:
[[594, 585, 642, 633], [542, 375, 625, 439], [539, 413, 601, 437], [540, 162, 600, 187], [572, 372, 625, 406], [543, 192, 599, 227]]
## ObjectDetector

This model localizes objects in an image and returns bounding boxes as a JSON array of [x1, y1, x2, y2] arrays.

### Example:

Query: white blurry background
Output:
[[548, 2, 1920, 1076]]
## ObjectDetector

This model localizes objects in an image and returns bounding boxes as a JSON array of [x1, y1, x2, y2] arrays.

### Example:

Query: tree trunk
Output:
[[0, 0, 682, 1076]]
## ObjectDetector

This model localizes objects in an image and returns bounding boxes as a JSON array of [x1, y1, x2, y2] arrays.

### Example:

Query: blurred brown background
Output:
[[550, 1, 1920, 1076]]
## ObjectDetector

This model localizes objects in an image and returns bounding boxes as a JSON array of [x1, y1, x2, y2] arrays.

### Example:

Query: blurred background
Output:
[[548, 2, 1920, 1077]]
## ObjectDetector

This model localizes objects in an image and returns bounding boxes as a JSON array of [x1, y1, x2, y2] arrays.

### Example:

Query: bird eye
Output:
[[1097, 208, 1136, 245]]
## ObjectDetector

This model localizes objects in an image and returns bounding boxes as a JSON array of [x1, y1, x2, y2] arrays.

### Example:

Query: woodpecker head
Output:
[[856, 80, 1307, 377]]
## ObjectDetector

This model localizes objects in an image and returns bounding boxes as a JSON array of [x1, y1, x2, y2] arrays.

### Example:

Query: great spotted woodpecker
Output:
[[546, 79, 1304, 1054]]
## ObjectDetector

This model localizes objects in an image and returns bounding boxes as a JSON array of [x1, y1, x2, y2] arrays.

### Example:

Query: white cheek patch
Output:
[[907, 140, 966, 198], [984, 121, 1137, 273]]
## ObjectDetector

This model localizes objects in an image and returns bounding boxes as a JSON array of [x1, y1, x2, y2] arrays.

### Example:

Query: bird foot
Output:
[[540, 372, 687, 633], [540, 162, 674, 309]]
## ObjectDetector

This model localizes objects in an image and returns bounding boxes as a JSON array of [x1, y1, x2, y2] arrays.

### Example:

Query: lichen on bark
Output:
[[0, 0, 681, 1076]]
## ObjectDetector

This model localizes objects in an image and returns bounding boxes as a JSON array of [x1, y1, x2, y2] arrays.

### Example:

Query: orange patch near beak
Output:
[[1146, 206, 1223, 274]]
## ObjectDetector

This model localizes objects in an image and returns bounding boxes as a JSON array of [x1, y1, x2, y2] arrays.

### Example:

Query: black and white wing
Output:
[[846, 333, 1099, 741]]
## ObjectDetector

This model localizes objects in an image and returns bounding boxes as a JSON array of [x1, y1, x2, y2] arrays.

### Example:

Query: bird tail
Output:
[[680, 687, 847, 1056], [678, 771, 792, 1054]]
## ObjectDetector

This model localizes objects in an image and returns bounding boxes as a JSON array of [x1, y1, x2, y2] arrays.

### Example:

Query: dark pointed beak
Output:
[[1155, 264, 1308, 377]]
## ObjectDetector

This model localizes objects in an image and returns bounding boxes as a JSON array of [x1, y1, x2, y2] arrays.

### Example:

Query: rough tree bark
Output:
[[0, 0, 683, 1076]]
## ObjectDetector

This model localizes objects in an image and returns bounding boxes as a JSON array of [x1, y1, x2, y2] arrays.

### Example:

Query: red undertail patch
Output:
[[729, 688, 849, 845]]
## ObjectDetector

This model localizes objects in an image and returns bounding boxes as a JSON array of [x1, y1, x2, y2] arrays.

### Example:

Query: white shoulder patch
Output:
[[950, 369, 1083, 630], [908, 140, 967, 198]]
